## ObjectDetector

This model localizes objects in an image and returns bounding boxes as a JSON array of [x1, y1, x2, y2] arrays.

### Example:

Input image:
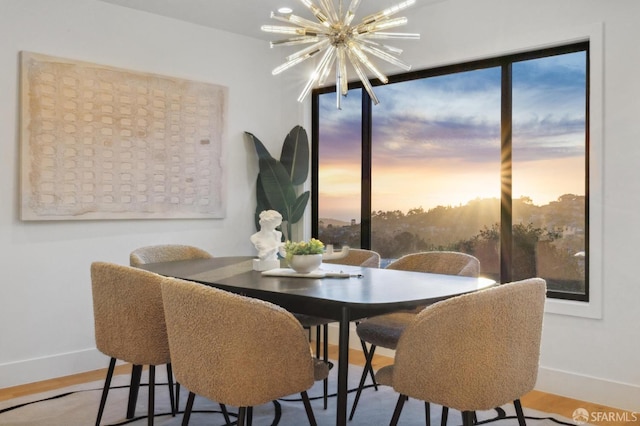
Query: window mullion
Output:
[[501, 63, 513, 283], [361, 91, 373, 249], [311, 94, 320, 239]]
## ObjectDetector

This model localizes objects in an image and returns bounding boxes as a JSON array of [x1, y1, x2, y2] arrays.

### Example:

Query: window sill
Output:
[[545, 290, 602, 319]]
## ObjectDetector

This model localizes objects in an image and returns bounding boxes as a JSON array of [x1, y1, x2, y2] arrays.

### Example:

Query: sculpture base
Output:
[[253, 259, 280, 271]]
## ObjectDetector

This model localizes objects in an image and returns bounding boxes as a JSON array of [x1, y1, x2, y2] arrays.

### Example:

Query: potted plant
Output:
[[282, 238, 325, 273], [245, 126, 309, 241]]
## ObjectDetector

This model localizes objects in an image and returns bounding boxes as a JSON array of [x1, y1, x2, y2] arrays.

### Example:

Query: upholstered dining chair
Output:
[[385, 251, 480, 279], [130, 243, 213, 410], [130, 244, 213, 267], [375, 278, 547, 426], [91, 262, 176, 426], [295, 248, 381, 409], [161, 276, 330, 426], [323, 248, 381, 269], [349, 251, 480, 420]]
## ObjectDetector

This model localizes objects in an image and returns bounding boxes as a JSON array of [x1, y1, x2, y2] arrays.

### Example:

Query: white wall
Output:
[[0, 0, 301, 388], [2, 0, 639, 414]]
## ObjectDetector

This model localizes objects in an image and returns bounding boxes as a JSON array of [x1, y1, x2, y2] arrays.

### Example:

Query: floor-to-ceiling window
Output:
[[511, 51, 587, 297], [312, 42, 588, 300], [315, 89, 363, 249], [370, 69, 501, 268]]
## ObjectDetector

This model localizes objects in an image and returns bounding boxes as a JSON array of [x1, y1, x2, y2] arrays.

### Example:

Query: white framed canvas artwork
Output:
[[20, 52, 227, 220]]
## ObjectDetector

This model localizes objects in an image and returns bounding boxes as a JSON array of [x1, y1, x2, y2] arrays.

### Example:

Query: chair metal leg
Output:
[[181, 392, 195, 426], [127, 364, 143, 418], [220, 403, 231, 425], [148, 365, 155, 426], [461, 411, 475, 426], [323, 323, 329, 361], [315, 326, 321, 359], [304, 323, 330, 410], [360, 340, 379, 389], [166, 364, 176, 416], [348, 342, 378, 420], [390, 394, 407, 426], [424, 402, 431, 426], [247, 406, 253, 426], [175, 382, 181, 412], [322, 373, 329, 410], [310, 323, 330, 410], [441, 406, 449, 426], [301, 391, 318, 426], [514, 399, 527, 426], [238, 407, 247, 426], [95, 357, 116, 426]]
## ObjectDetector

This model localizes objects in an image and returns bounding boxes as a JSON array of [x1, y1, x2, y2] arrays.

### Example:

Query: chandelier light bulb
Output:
[[263, 0, 420, 108]]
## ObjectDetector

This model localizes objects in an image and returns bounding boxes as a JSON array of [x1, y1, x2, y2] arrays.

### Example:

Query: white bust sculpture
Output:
[[250, 210, 283, 262]]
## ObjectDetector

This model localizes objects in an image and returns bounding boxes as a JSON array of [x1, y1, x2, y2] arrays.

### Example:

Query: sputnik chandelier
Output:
[[262, 0, 420, 108]]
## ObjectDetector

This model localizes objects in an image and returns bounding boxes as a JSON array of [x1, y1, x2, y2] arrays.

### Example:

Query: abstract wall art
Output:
[[20, 52, 227, 220]]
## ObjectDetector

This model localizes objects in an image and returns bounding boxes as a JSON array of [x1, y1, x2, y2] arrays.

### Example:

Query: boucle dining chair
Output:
[[375, 278, 546, 426], [161, 276, 330, 426], [323, 248, 381, 268], [129, 244, 213, 267], [296, 248, 381, 408], [91, 262, 176, 426], [130, 243, 213, 410], [349, 251, 480, 420]]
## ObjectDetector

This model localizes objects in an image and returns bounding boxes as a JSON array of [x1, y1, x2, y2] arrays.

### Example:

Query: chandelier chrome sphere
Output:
[[262, 0, 420, 108]]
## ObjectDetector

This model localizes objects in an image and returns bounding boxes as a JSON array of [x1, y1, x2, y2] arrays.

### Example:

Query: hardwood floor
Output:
[[0, 344, 631, 426], [0, 363, 131, 402]]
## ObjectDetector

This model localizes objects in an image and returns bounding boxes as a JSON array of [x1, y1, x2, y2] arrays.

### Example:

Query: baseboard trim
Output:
[[536, 366, 640, 412], [0, 348, 110, 389], [326, 323, 638, 412]]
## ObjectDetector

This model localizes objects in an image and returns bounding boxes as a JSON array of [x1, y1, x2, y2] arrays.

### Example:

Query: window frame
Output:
[[312, 41, 592, 304]]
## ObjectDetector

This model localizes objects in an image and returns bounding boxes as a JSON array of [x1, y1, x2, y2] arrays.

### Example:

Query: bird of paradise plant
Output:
[[245, 125, 310, 241]]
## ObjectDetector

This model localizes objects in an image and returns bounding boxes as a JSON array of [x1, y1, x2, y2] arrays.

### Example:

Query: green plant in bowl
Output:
[[282, 238, 324, 261]]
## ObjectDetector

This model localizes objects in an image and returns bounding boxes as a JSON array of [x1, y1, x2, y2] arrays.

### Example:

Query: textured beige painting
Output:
[[20, 52, 227, 220]]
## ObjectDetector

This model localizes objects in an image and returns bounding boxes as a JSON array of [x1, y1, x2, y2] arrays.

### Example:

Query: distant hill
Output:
[[319, 218, 352, 228]]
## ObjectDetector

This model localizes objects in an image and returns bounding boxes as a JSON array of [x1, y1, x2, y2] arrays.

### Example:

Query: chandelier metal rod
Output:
[[263, 0, 420, 107]]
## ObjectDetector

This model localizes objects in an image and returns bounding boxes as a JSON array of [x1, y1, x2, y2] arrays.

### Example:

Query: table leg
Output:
[[336, 306, 350, 426]]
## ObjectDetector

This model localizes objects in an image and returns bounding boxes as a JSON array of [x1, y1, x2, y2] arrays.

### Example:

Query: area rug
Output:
[[0, 365, 582, 426]]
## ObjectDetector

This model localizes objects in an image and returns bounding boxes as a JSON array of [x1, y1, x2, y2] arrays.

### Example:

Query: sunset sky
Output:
[[318, 51, 587, 222]]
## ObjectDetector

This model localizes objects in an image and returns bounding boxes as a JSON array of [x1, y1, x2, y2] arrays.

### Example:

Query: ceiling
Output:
[[99, 0, 438, 41]]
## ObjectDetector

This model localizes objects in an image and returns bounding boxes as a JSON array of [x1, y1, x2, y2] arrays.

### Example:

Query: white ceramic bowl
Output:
[[288, 254, 323, 274]]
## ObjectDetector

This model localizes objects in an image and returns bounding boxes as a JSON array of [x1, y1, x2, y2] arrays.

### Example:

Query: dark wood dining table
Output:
[[140, 256, 495, 426]]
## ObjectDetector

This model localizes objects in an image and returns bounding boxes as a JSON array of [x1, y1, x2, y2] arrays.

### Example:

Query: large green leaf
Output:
[[280, 125, 309, 186], [289, 191, 310, 224], [247, 127, 310, 235], [246, 131, 275, 161], [254, 175, 271, 230], [258, 157, 297, 221], [254, 204, 263, 232], [256, 175, 271, 210]]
